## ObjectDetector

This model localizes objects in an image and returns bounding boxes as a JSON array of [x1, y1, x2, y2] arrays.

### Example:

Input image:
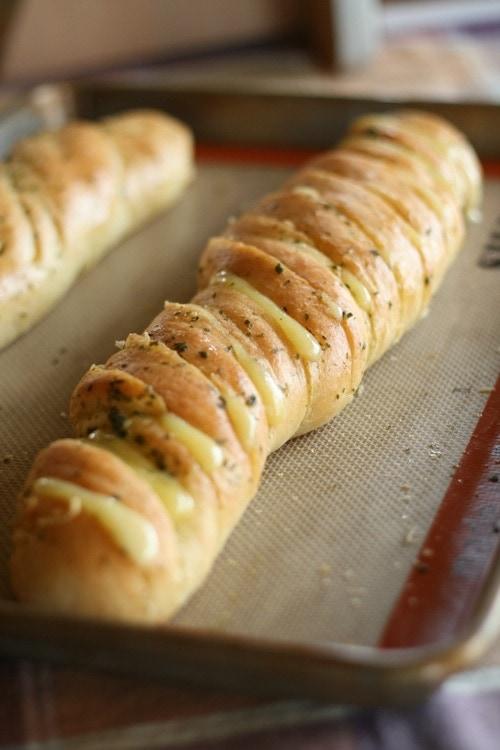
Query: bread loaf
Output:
[[0, 110, 193, 350], [10, 110, 481, 622]]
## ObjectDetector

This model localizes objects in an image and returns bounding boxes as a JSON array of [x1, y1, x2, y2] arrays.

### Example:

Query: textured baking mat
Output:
[[0, 163, 498, 648]]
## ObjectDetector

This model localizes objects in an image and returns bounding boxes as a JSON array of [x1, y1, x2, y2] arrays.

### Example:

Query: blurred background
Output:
[[0, 0, 499, 101]]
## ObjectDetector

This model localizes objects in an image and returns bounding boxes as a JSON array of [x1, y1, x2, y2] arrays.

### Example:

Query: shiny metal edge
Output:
[[0, 541, 499, 706]]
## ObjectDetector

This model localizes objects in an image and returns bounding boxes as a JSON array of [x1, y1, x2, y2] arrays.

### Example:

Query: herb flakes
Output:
[[172, 342, 188, 353]]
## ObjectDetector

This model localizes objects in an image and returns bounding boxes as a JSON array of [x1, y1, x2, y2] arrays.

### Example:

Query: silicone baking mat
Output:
[[0, 158, 498, 650]]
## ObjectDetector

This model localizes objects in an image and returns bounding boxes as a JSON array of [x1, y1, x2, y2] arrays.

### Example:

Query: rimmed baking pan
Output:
[[0, 81, 498, 705]]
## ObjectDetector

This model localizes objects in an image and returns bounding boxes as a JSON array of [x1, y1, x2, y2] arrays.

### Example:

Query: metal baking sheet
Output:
[[0, 85, 499, 705]]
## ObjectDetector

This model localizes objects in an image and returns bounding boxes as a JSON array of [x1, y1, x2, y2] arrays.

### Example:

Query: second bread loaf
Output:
[[0, 109, 194, 350]]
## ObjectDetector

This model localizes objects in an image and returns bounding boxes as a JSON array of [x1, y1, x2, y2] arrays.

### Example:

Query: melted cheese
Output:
[[340, 268, 372, 312], [33, 476, 159, 566], [215, 380, 256, 451], [159, 413, 223, 474], [230, 339, 285, 427], [321, 294, 343, 321], [87, 433, 195, 518], [214, 271, 321, 361]]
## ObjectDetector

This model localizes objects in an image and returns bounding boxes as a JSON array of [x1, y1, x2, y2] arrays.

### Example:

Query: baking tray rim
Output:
[[72, 77, 500, 159], [0, 83, 498, 706], [0, 533, 499, 706]]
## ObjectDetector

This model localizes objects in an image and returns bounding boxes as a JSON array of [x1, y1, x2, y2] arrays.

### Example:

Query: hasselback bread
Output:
[[0, 110, 193, 350], [10, 110, 481, 622]]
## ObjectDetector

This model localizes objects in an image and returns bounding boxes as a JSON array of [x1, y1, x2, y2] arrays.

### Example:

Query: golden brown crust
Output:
[[301, 152, 446, 292], [199, 237, 365, 431], [227, 209, 399, 365], [148, 302, 270, 451], [193, 292, 309, 450], [10, 110, 481, 622], [270, 172, 426, 333], [0, 110, 194, 350]]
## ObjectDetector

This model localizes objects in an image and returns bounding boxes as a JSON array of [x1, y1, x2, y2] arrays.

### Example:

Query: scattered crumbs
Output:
[[115, 340, 125, 350], [401, 513, 409, 521], [489, 474, 499, 483], [420, 307, 430, 318], [403, 526, 420, 545], [354, 383, 365, 397], [467, 208, 482, 223], [400, 483, 411, 492], [452, 385, 472, 395], [60, 411, 67, 419], [422, 547, 434, 558], [403, 447, 411, 454], [428, 443, 443, 459], [408, 596, 419, 608], [479, 387, 494, 395], [389, 354, 398, 362]]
